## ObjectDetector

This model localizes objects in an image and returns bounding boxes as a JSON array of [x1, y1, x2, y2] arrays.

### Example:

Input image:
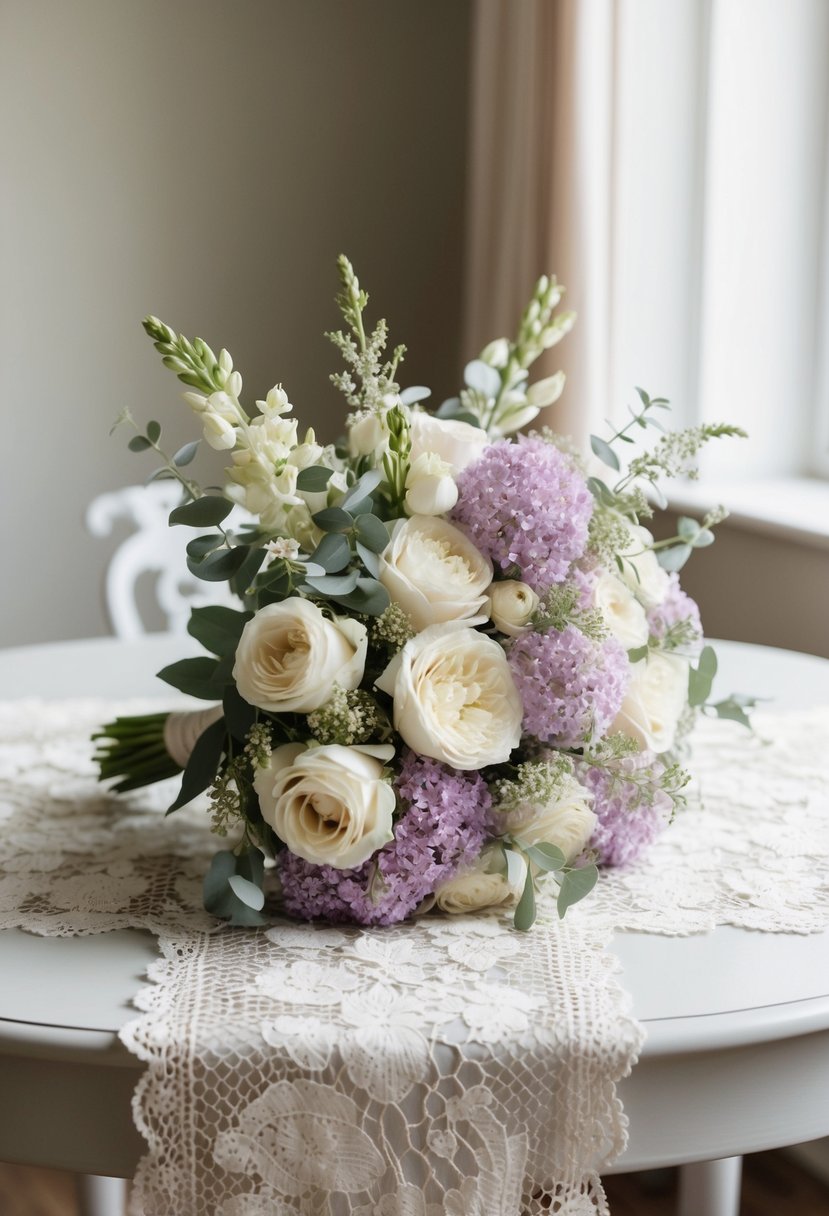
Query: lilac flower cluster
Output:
[[451, 437, 593, 591], [578, 751, 674, 868], [508, 624, 629, 748], [648, 573, 703, 651], [278, 751, 490, 926]]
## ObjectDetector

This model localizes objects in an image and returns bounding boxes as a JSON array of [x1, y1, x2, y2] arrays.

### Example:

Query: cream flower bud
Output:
[[379, 516, 492, 631], [487, 580, 539, 636], [404, 452, 458, 516], [233, 598, 367, 713], [435, 851, 526, 914], [348, 410, 390, 459], [593, 571, 649, 648], [202, 412, 237, 450], [479, 338, 510, 369], [620, 525, 670, 608], [254, 742, 395, 869], [612, 651, 689, 754], [258, 385, 292, 417], [526, 372, 566, 409]]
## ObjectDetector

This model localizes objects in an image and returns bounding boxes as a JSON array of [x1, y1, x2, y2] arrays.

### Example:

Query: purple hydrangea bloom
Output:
[[578, 751, 674, 868], [278, 751, 491, 926], [450, 437, 593, 591], [648, 573, 703, 651], [508, 625, 629, 747]]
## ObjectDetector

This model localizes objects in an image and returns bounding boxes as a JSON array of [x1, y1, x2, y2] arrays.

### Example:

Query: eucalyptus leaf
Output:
[[168, 717, 226, 813], [157, 656, 222, 700], [313, 506, 354, 533], [296, 466, 334, 492], [523, 843, 566, 872], [356, 541, 380, 578], [688, 645, 718, 707], [331, 577, 390, 616], [557, 865, 598, 916], [170, 495, 233, 528], [229, 546, 267, 598], [436, 397, 462, 419], [505, 847, 526, 890], [128, 435, 152, 452], [627, 644, 650, 664], [677, 516, 701, 541], [186, 533, 224, 560], [228, 873, 266, 911], [187, 545, 249, 583], [464, 359, 501, 400], [589, 434, 620, 472], [586, 477, 617, 508], [146, 467, 176, 484], [304, 570, 360, 596], [203, 850, 236, 911], [310, 533, 351, 573], [657, 543, 692, 573], [400, 386, 432, 405], [354, 513, 389, 553], [173, 440, 200, 467], [187, 605, 252, 657], [513, 867, 537, 932], [145, 420, 161, 444], [342, 469, 382, 510], [693, 528, 715, 547], [713, 700, 751, 728]]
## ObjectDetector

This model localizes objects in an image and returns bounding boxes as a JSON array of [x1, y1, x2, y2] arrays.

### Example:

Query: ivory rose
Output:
[[434, 850, 527, 914], [612, 650, 689, 753], [593, 571, 649, 648], [487, 580, 539, 637], [254, 742, 395, 869], [408, 411, 489, 475], [505, 774, 596, 863], [376, 623, 523, 770], [379, 516, 493, 631], [233, 599, 367, 713]]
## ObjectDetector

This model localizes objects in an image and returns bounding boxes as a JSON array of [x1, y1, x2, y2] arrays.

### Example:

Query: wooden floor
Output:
[[1, 1152, 828, 1215]]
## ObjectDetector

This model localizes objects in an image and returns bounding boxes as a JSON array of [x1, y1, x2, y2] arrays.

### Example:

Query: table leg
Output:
[[76, 1173, 127, 1216], [678, 1156, 742, 1216]]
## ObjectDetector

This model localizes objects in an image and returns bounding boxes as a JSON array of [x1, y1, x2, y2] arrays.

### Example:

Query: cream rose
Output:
[[593, 571, 649, 648], [254, 742, 395, 869], [233, 599, 367, 713], [505, 775, 596, 863], [404, 452, 458, 516], [434, 850, 527, 914], [408, 412, 489, 475], [619, 525, 670, 608], [612, 650, 689, 753], [376, 622, 523, 770], [487, 580, 539, 637], [379, 516, 493, 631]]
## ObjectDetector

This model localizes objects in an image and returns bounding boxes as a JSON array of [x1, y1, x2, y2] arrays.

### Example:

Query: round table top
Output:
[[2, 633, 829, 1175]]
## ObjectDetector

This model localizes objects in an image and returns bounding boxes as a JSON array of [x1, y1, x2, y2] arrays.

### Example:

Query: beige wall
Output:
[[655, 514, 829, 661], [0, 0, 471, 647]]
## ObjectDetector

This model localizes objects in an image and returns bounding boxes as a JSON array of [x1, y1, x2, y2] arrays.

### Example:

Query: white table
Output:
[[1, 635, 829, 1216]]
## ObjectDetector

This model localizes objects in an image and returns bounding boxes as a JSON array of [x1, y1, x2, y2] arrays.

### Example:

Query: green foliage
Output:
[[187, 605, 252, 657], [168, 717, 227, 813], [688, 645, 718, 707], [169, 496, 233, 528], [203, 848, 268, 927], [327, 255, 405, 410], [157, 656, 227, 700]]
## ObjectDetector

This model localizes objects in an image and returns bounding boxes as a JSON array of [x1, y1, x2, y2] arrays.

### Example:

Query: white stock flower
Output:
[[435, 851, 526, 915], [487, 580, 539, 637], [254, 742, 395, 870], [593, 571, 649, 648], [379, 516, 492, 631], [256, 384, 292, 416], [493, 391, 539, 436], [233, 598, 367, 713], [202, 412, 237, 451], [376, 623, 522, 770], [612, 650, 689, 753], [404, 452, 458, 516], [526, 372, 566, 409], [620, 525, 670, 608], [506, 774, 595, 863], [408, 412, 489, 475], [479, 337, 510, 368], [348, 409, 391, 459]]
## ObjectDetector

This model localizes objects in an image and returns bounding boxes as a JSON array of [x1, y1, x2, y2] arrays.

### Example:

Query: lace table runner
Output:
[[2, 700, 829, 1214]]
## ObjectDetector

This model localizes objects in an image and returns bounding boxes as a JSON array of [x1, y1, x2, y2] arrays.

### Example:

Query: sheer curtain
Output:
[[464, 0, 829, 474]]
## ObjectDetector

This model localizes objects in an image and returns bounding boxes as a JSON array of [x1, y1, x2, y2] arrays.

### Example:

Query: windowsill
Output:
[[665, 476, 829, 551]]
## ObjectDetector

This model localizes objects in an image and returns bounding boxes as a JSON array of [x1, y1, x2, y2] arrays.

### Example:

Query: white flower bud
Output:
[[202, 412, 237, 450], [487, 580, 539, 636], [258, 385, 292, 417], [526, 372, 566, 408], [479, 338, 510, 368], [404, 452, 458, 516]]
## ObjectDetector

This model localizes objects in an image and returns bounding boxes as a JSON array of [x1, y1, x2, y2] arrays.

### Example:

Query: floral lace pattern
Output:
[[2, 700, 829, 1213]]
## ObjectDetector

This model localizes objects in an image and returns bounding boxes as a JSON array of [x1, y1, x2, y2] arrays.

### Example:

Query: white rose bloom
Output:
[[408, 412, 489, 475], [404, 452, 458, 516], [593, 571, 649, 648], [619, 525, 670, 608], [487, 580, 539, 637], [254, 742, 395, 870], [379, 516, 492, 631], [376, 622, 522, 770], [434, 851, 527, 914], [348, 409, 391, 460], [612, 650, 689, 753], [233, 599, 367, 713], [505, 775, 596, 863]]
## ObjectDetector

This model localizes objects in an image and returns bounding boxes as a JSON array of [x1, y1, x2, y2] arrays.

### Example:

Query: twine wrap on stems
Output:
[[163, 705, 224, 768]]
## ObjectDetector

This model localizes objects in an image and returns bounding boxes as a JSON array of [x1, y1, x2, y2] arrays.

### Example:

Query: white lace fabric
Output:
[[1, 700, 829, 1214]]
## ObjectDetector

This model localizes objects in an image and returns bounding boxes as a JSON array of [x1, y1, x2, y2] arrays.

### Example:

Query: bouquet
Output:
[[95, 258, 748, 930]]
